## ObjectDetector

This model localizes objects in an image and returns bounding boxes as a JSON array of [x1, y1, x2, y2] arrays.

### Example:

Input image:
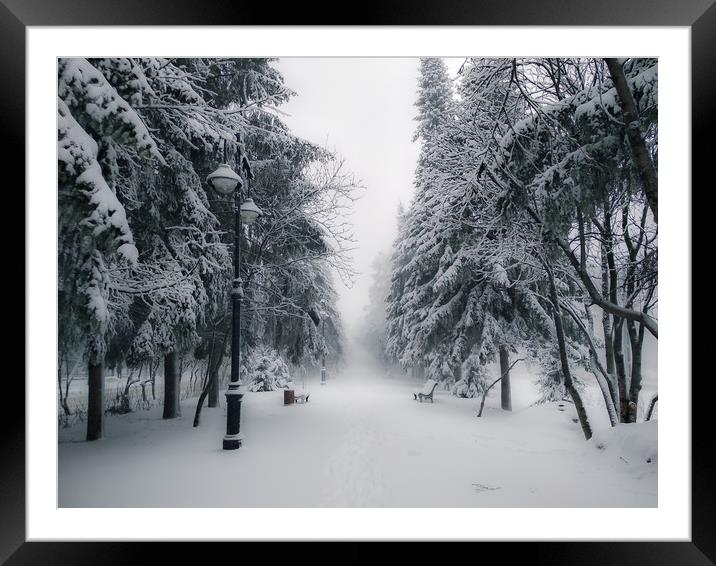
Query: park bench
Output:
[[284, 389, 310, 405], [413, 379, 438, 403]]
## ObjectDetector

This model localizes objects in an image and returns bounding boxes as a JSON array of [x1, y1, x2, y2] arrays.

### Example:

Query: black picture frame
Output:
[[5, 1, 711, 563]]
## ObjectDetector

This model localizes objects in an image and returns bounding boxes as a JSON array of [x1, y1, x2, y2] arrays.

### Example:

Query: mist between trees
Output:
[[356, 58, 658, 439]]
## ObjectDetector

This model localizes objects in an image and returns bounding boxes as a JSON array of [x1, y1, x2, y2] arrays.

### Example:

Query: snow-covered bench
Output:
[[283, 388, 310, 405], [413, 379, 438, 403]]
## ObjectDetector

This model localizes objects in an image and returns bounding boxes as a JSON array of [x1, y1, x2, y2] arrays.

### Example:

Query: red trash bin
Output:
[[284, 389, 295, 405]]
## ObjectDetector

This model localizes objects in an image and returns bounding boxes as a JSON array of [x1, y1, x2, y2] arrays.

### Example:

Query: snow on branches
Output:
[[58, 58, 164, 165], [58, 98, 138, 266], [58, 57, 357, 384], [386, 57, 657, 427]]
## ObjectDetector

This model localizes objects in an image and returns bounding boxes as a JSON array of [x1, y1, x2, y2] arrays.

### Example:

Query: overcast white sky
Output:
[[275, 58, 462, 335]]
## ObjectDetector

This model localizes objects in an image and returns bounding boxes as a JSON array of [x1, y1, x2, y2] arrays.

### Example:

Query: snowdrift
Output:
[[591, 420, 658, 465]]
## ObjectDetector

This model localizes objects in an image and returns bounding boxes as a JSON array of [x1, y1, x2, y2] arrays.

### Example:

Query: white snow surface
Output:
[[591, 420, 658, 466], [58, 359, 656, 507]]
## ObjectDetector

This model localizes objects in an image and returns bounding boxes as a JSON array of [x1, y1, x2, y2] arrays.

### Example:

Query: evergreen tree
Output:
[[386, 58, 457, 379], [58, 58, 164, 439]]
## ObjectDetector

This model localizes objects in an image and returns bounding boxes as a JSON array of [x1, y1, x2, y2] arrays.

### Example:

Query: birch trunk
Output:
[[604, 58, 658, 222], [546, 262, 592, 440], [499, 345, 512, 411]]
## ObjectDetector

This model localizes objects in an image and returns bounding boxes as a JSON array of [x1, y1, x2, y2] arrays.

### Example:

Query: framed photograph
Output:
[[7, 0, 711, 562]]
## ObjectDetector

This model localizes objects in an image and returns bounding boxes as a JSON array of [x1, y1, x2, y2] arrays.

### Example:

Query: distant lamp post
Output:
[[206, 140, 263, 450], [321, 318, 327, 386], [307, 309, 327, 386]]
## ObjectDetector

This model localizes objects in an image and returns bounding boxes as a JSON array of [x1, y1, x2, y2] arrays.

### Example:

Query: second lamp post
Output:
[[206, 143, 263, 450], [321, 318, 327, 386]]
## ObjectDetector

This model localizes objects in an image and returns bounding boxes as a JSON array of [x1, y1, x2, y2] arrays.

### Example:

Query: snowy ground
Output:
[[58, 358, 657, 508]]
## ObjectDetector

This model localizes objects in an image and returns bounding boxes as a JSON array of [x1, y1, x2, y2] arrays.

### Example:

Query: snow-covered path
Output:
[[58, 362, 656, 507]]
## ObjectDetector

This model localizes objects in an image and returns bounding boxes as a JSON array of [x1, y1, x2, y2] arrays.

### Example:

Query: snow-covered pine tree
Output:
[[242, 346, 292, 392], [388, 58, 538, 401], [58, 57, 165, 440], [440, 58, 547, 404], [385, 202, 412, 367], [389, 58, 602, 414], [87, 57, 239, 419], [386, 58, 458, 381]]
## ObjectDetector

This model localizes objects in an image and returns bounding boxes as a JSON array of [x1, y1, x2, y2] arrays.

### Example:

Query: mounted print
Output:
[[56, 55, 658, 509], [7, 6, 706, 559]]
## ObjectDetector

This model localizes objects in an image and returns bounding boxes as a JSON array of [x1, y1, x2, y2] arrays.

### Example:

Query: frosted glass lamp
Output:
[[240, 198, 263, 225], [206, 163, 242, 195]]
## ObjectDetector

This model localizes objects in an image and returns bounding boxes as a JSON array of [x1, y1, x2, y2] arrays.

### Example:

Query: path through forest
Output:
[[58, 355, 657, 507]]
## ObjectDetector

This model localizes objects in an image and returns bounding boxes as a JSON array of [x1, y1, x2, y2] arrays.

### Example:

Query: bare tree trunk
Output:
[[613, 319, 629, 422], [207, 332, 226, 408], [626, 321, 645, 423], [193, 357, 213, 427], [58, 358, 71, 417], [601, 244, 616, 378], [162, 351, 181, 419], [193, 333, 215, 427], [477, 376, 501, 418], [499, 345, 512, 411], [59, 352, 77, 417], [599, 208, 618, 414], [193, 378, 213, 427], [208, 369, 219, 408], [140, 362, 149, 407], [560, 301, 619, 427], [58, 357, 64, 413], [86, 361, 104, 441], [477, 357, 523, 417], [149, 358, 157, 401], [546, 262, 592, 440], [120, 367, 138, 414], [604, 58, 658, 223], [604, 201, 629, 423], [582, 296, 618, 425], [63, 363, 73, 416], [646, 394, 658, 421], [194, 329, 229, 426]]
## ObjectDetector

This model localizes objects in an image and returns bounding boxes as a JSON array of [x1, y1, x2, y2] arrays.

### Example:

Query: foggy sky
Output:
[[275, 58, 462, 335]]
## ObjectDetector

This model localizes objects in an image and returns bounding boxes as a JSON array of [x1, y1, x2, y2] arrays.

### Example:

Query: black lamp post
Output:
[[206, 139, 263, 450], [321, 317, 327, 386]]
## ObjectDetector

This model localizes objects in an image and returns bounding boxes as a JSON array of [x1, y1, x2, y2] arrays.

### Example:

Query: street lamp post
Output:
[[321, 317, 327, 386], [206, 139, 263, 450]]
